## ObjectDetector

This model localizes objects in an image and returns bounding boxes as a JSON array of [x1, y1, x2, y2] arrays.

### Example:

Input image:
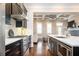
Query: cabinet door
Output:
[[16, 20, 22, 27], [6, 40, 22, 56], [22, 4, 27, 15], [49, 38, 52, 51], [5, 3, 11, 25], [51, 38, 57, 55], [57, 44, 67, 56], [49, 37, 57, 55], [67, 50, 72, 56], [11, 3, 22, 15], [22, 19, 27, 28]]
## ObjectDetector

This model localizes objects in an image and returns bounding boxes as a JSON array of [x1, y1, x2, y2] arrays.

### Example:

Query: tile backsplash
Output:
[[5, 18, 26, 38]]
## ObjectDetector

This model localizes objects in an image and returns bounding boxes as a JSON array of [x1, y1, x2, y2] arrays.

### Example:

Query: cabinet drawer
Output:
[[58, 44, 67, 56]]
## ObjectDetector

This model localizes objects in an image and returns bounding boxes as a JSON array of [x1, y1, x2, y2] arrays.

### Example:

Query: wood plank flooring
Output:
[[25, 40, 52, 56]]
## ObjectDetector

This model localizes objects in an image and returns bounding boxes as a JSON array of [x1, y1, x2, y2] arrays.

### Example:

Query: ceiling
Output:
[[24, 3, 79, 12], [24, 3, 79, 21], [33, 12, 79, 21]]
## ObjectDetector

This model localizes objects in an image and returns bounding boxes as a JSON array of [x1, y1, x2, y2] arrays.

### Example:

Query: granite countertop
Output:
[[5, 38, 22, 46], [48, 34, 79, 47], [5, 35, 30, 46]]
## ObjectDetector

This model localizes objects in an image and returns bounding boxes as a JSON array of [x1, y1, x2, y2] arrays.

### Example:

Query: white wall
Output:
[[25, 3, 79, 12], [25, 7, 33, 47], [0, 4, 5, 56]]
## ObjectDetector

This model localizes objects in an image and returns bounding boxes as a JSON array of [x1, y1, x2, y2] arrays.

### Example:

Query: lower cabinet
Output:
[[5, 40, 22, 56], [49, 37, 57, 56], [48, 36, 79, 56], [57, 42, 79, 56], [21, 35, 31, 55], [57, 42, 72, 56]]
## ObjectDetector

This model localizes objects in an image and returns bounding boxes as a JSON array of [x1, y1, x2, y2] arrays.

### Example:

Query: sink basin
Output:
[[55, 35, 66, 38]]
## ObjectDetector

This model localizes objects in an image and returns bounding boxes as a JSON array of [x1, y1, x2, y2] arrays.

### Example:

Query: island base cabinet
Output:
[[48, 36, 79, 56], [49, 37, 57, 56], [57, 42, 79, 56], [57, 44, 67, 56]]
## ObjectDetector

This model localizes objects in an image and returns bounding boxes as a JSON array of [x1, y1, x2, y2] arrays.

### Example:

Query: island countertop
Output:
[[48, 34, 79, 47]]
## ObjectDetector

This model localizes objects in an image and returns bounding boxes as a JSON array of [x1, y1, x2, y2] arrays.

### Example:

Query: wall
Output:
[[26, 9, 33, 47], [0, 4, 5, 56]]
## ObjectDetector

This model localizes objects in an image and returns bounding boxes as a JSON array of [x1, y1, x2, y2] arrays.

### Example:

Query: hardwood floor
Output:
[[25, 40, 52, 56]]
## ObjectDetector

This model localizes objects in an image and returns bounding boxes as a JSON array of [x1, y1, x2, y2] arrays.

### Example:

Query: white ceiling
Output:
[[24, 3, 79, 12], [24, 3, 79, 22]]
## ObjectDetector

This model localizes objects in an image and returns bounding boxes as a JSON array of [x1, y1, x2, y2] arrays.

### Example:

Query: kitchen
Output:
[[0, 3, 79, 56]]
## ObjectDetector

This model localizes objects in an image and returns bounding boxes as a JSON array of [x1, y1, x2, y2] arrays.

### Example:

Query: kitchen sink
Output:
[[55, 35, 66, 38]]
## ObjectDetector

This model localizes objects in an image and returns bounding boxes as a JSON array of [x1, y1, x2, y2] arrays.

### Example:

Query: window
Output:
[[56, 22, 63, 35], [37, 22, 42, 34], [57, 26, 62, 35], [47, 22, 52, 34]]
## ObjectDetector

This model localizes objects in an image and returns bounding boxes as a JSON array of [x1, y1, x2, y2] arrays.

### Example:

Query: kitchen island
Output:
[[48, 34, 79, 56]]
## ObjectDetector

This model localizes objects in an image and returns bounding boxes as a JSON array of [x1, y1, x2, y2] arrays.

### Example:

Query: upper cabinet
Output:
[[11, 3, 23, 15], [5, 3, 27, 25], [5, 3, 11, 25], [16, 19, 27, 28], [11, 3, 27, 19], [67, 20, 76, 28]]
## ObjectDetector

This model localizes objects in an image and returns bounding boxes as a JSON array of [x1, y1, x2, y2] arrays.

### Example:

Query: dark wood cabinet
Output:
[[5, 3, 22, 25], [11, 3, 23, 15], [16, 20, 22, 27], [16, 19, 27, 28], [73, 47, 79, 56], [5, 40, 22, 56], [48, 36, 79, 56], [49, 37, 57, 56], [5, 3, 27, 25], [68, 20, 76, 28], [5, 3, 11, 25], [22, 36, 31, 55], [57, 42, 72, 56], [22, 19, 27, 28]]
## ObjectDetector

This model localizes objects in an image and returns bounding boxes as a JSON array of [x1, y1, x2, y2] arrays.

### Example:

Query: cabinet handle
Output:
[[6, 49, 11, 53], [15, 43, 20, 46]]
